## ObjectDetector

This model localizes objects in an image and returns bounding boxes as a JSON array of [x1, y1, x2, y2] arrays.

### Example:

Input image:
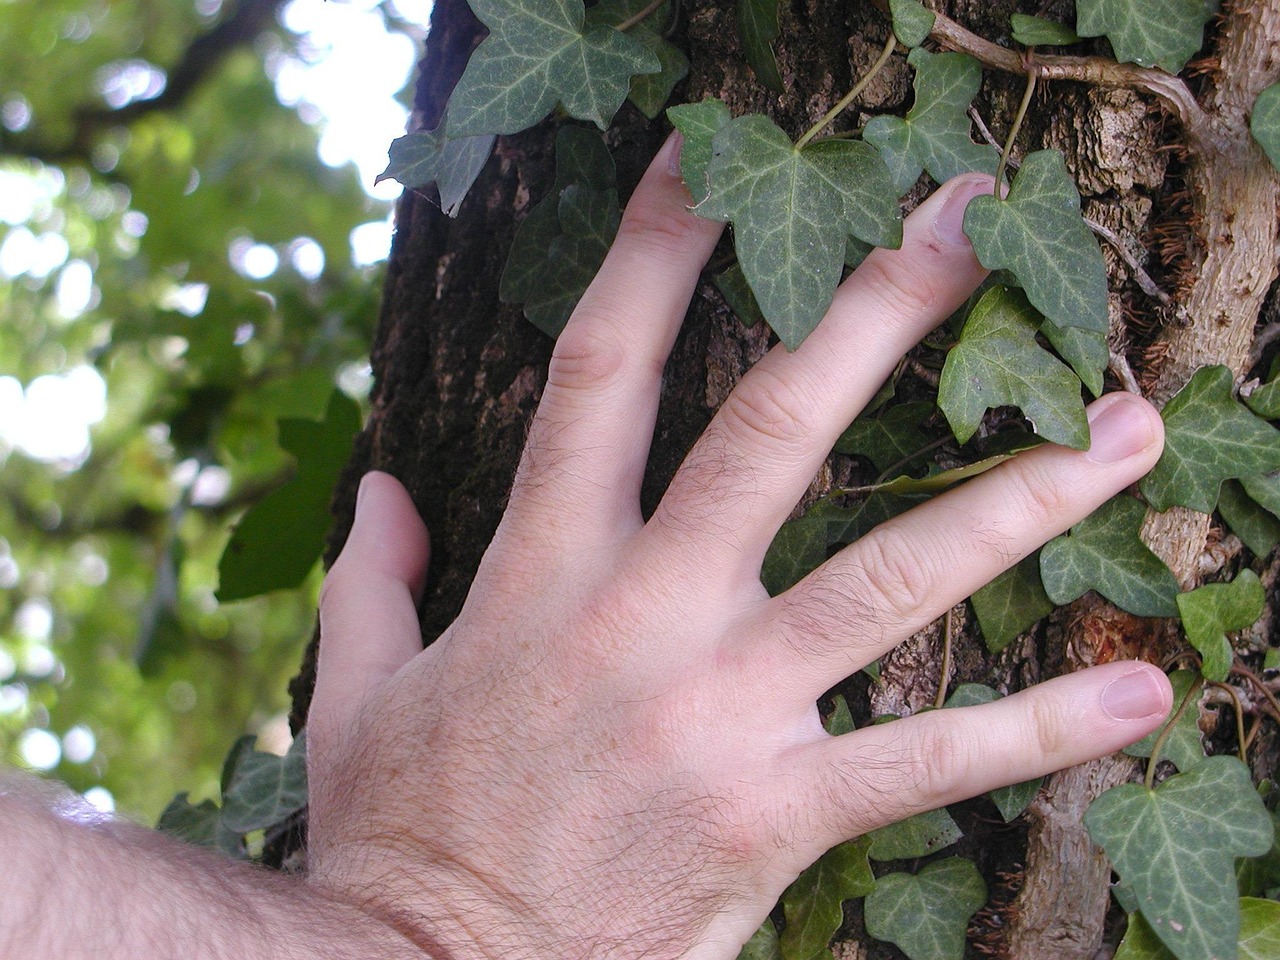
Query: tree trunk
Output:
[[287, 1, 1280, 957]]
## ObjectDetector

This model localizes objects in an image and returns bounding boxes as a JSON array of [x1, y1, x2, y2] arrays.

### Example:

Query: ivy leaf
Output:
[[1040, 317, 1107, 398], [761, 508, 830, 596], [943, 683, 1000, 709], [889, 0, 935, 48], [835, 401, 936, 473], [1040, 494, 1180, 617], [1175, 570, 1265, 682], [1075, 0, 1217, 73], [1124, 670, 1206, 773], [446, 0, 660, 137], [1139, 365, 1280, 514], [1244, 367, 1280, 419], [779, 837, 876, 960], [1217, 480, 1280, 556], [738, 919, 783, 960], [872, 441, 1043, 497], [1010, 13, 1081, 46], [1253, 83, 1280, 172], [374, 123, 495, 217], [584, 0, 687, 119], [824, 694, 855, 736], [1241, 471, 1280, 519], [156, 793, 244, 857], [937, 285, 1089, 449], [217, 390, 360, 602], [942, 684, 1044, 820], [1116, 903, 1280, 960], [867, 807, 962, 861], [698, 115, 902, 349], [864, 858, 987, 960], [667, 99, 732, 203], [864, 49, 997, 194], [963, 150, 1109, 339], [970, 552, 1054, 654], [737, 0, 784, 93], [220, 732, 308, 835], [1084, 756, 1274, 960]]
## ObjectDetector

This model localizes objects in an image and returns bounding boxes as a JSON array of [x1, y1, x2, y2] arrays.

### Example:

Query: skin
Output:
[[1, 136, 1172, 959]]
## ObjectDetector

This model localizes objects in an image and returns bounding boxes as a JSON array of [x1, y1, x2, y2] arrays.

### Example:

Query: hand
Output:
[[305, 134, 1172, 960]]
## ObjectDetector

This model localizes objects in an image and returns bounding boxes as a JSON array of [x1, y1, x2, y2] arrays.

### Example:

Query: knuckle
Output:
[[546, 321, 629, 396], [897, 715, 975, 800], [857, 249, 943, 319], [717, 367, 815, 449], [850, 528, 935, 627], [1007, 457, 1077, 533], [1026, 693, 1071, 760]]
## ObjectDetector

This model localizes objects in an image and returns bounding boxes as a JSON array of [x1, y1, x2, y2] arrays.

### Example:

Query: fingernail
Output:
[[933, 177, 995, 246], [1101, 669, 1168, 721], [664, 130, 684, 177], [1085, 395, 1157, 464]]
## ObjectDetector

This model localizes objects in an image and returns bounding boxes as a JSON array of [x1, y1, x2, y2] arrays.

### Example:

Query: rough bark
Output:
[[286, 1, 1280, 956]]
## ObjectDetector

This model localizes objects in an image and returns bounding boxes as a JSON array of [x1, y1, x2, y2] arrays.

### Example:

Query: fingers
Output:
[[509, 133, 724, 539], [648, 175, 993, 574], [781, 660, 1172, 854], [757, 392, 1164, 696], [310, 471, 429, 745]]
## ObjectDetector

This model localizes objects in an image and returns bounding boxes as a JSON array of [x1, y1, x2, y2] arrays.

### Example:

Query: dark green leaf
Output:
[[1238, 808, 1280, 900], [221, 732, 309, 835], [963, 151, 1109, 339], [864, 49, 997, 194], [374, 124, 495, 217], [943, 683, 1000, 709], [714, 263, 766, 328], [1075, 0, 1218, 73], [889, 0, 936, 48], [1244, 367, 1280, 419], [1124, 670, 1206, 773], [970, 552, 1054, 654], [825, 694, 855, 736], [156, 792, 244, 857], [737, 0, 784, 92], [867, 807, 962, 861], [1010, 14, 1081, 46], [1040, 317, 1107, 398], [1040, 494, 1180, 617], [780, 837, 876, 960], [1217, 480, 1280, 556], [738, 919, 783, 960], [1085, 756, 1273, 960], [873, 443, 1043, 497], [1140, 366, 1280, 514], [835, 401, 936, 473], [698, 114, 902, 349], [585, 0, 687, 119], [1175, 570, 1264, 682], [864, 857, 987, 960], [217, 390, 360, 602], [1241, 471, 1280, 519], [667, 99, 733, 204], [1252, 83, 1280, 173], [937, 286, 1089, 449]]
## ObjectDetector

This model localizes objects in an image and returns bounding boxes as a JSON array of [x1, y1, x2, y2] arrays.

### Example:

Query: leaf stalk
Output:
[[1144, 675, 1202, 790], [616, 0, 667, 33], [795, 31, 897, 149], [994, 63, 1038, 193]]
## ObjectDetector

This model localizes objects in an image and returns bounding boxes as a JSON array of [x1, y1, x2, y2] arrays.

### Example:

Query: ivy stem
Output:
[[875, 434, 951, 485], [1208, 681, 1249, 765], [1144, 675, 1202, 790], [1231, 664, 1280, 725], [795, 31, 897, 149], [616, 0, 666, 32], [933, 608, 954, 709], [994, 61, 1039, 193]]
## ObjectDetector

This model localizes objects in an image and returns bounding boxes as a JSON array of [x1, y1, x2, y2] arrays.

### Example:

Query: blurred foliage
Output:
[[0, 0, 414, 819]]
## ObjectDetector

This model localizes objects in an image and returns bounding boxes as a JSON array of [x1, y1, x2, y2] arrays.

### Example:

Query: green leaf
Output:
[[1075, 0, 1217, 73], [738, 919, 783, 960], [1140, 366, 1280, 513], [889, 0, 936, 48], [1124, 670, 1206, 773], [1010, 13, 1081, 46], [1241, 471, 1280, 519], [867, 807, 962, 861], [374, 123, 495, 217], [779, 837, 876, 960], [835, 401, 936, 474], [698, 115, 902, 349], [220, 732, 309, 835], [1040, 317, 1107, 398], [937, 286, 1089, 449], [1244, 367, 1280, 419], [217, 390, 360, 602], [1217, 480, 1280, 556], [872, 442, 1043, 497], [825, 694, 855, 736], [156, 792, 244, 857], [943, 683, 1000, 709], [446, 0, 660, 137], [737, 0, 784, 93], [668, 99, 733, 204], [1175, 570, 1264, 682], [864, 49, 997, 194], [714, 263, 766, 328], [941, 685, 1043, 820], [761, 510, 829, 596], [1240, 899, 1280, 960], [1085, 756, 1274, 960], [1040, 494, 1180, 617], [970, 552, 1054, 654], [1252, 83, 1280, 172], [963, 150, 1109, 339], [1238, 808, 1280, 899], [864, 857, 987, 960], [585, 0, 687, 119]]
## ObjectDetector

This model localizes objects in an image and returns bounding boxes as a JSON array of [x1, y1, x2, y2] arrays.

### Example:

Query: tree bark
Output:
[[287, 2, 1280, 956]]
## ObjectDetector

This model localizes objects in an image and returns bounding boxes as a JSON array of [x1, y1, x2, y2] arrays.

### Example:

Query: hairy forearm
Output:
[[0, 781, 430, 960]]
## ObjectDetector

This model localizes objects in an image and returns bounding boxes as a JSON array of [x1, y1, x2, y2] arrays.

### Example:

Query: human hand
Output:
[[305, 134, 1172, 960]]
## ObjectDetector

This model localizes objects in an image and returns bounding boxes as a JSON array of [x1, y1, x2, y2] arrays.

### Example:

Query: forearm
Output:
[[0, 782, 431, 960]]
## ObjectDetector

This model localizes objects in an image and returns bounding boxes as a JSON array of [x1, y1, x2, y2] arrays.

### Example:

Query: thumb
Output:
[[310, 471, 430, 742]]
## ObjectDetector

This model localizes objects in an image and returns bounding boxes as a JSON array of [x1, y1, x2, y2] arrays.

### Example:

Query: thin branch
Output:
[[617, 0, 666, 32], [1083, 216, 1172, 304], [1108, 350, 1142, 394], [933, 608, 954, 709]]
